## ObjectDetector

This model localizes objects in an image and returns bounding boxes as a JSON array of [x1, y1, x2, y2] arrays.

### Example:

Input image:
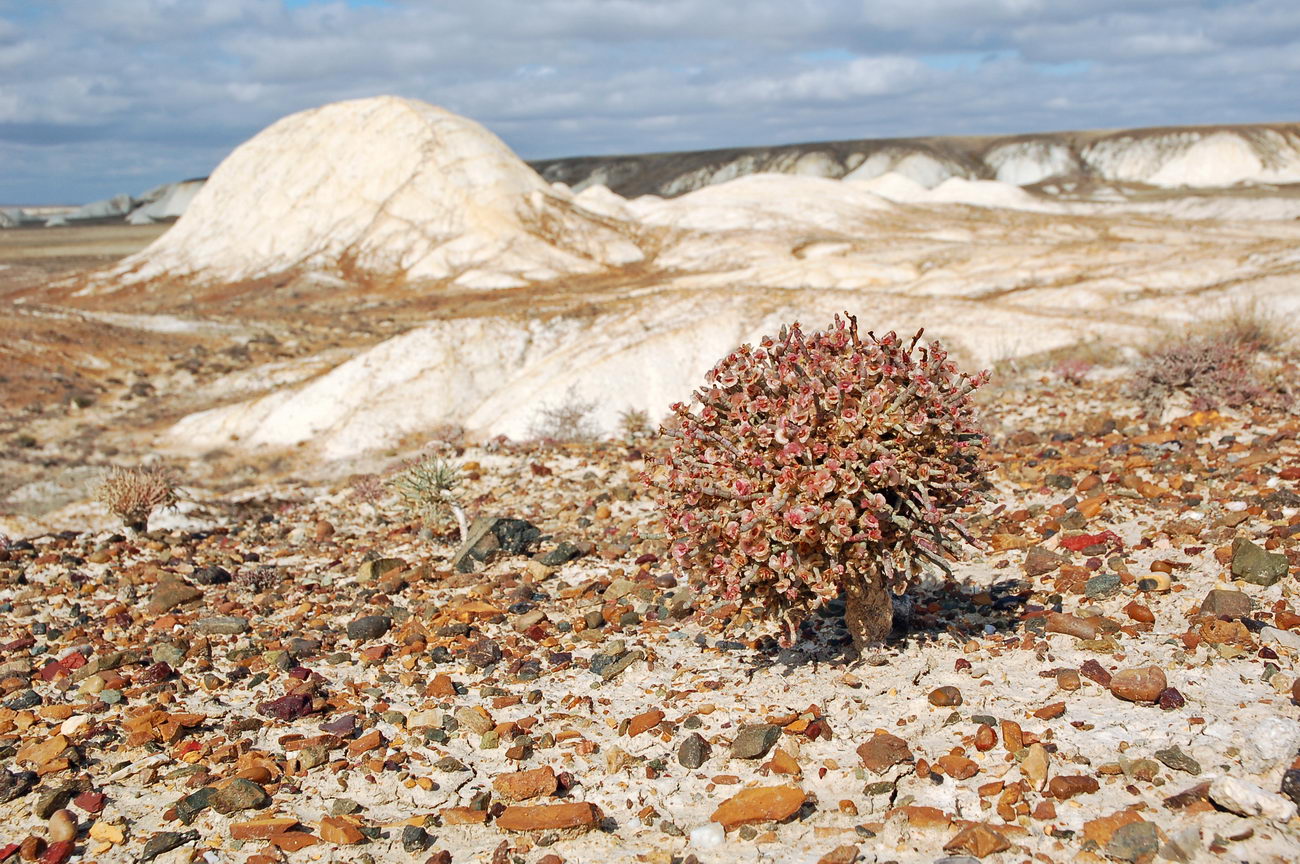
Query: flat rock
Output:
[[148, 580, 203, 615], [943, 823, 1011, 858], [492, 766, 557, 802], [196, 616, 250, 635], [857, 732, 913, 775], [1209, 775, 1298, 821], [1106, 821, 1159, 863], [210, 778, 270, 814], [678, 732, 711, 769], [731, 723, 781, 759], [1155, 746, 1201, 775], [496, 801, 603, 833], [710, 785, 806, 831]]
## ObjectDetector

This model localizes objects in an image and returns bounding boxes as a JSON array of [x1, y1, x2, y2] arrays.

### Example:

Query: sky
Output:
[[2, 0, 1298, 204]]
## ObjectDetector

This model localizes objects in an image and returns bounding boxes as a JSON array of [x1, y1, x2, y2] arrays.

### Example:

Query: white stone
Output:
[[690, 823, 725, 849], [1208, 776, 1298, 822]]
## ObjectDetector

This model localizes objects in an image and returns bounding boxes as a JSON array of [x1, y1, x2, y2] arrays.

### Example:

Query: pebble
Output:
[[1109, 666, 1166, 703], [1155, 745, 1201, 775], [1021, 743, 1049, 791], [466, 637, 503, 667], [1105, 821, 1159, 863], [679, 733, 712, 769], [140, 831, 199, 862], [148, 580, 203, 615], [401, 825, 432, 853], [347, 615, 392, 641], [1231, 538, 1288, 586], [730, 724, 780, 760], [210, 778, 270, 814], [1048, 775, 1099, 799], [197, 616, 250, 635], [690, 823, 725, 849], [1280, 769, 1300, 805], [47, 810, 76, 843], [492, 766, 558, 801], [928, 686, 962, 706], [1084, 572, 1121, 598], [856, 733, 913, 775], [1199, 589, 1253, 619]]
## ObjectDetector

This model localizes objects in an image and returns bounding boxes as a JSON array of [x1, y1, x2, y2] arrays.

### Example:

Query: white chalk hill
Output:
[[93, 96, 643, 291]]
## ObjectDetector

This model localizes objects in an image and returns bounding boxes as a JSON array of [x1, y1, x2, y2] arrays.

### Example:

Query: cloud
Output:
[[0, 0, 1297, 203]]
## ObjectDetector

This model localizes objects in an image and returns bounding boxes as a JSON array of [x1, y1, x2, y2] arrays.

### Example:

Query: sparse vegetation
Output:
[[617, 407, 652, 442], [387, 454, 468, 542], [529, 385, 601, 443], [1128, 335, 1266, 416], [646, 313, 988, 649], [96, 465, 177, 533]]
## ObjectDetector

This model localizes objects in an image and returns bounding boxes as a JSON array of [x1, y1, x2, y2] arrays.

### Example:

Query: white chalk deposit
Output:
[[87, 96, 642, 291], [74, 97, 1300, 461]]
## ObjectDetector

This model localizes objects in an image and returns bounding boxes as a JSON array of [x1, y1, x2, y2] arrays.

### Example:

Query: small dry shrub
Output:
[[1128, 335, 1265, 416], [1207, 300, 1292, 355], [529, 385, 601, 442], [387, 454, 467, 541], [618, 407, 652, 441], [97, 465, 177, 532]]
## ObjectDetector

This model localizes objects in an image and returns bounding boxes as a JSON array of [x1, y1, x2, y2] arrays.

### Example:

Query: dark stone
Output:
[[33, 785, 75, 818], [4, 690, 41, 710], [678, 732, 711, 769], [1079, 659, 1111, 687], [591, 649, 642, 681], [256, 693, 313, 721], [1084, 573, 1121, 599], [138, 662, 174, 684], [1154, 746, 1200, 775], [539, 541, 583, 566], [465, 638, 502, 668], [347, 615, 392, 642], [1280, 769, 1300, 806], [402, 825, 432, 853], [1157, 687, 1186, 710], [452, 516, 542, 573], [209, 778, 269, 814], [140, 831, 199, 862], [0, 769, 36, 804], [175, 787, 216, 824], [190, 565, 231, 586]]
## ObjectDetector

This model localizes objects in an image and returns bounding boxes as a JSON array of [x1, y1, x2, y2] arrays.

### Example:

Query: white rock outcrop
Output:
[[88, 96, 643, 292]]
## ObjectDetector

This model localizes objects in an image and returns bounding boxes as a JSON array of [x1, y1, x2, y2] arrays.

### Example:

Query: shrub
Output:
[[645, 313, 988, 648], [1054, 358, 1092, 386], [235, 565, 278, 594], [387, 455, 468, 542], [618, 407, 652, 442], [529, 385, 601, 442], [97, 465, 177, 533], [1128, 336, 1265, 416]]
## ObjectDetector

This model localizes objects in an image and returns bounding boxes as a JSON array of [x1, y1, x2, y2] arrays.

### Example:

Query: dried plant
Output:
[[645, 313, 988, 649], [529, 385, 601, 443], [235, 565, 278, 594], [1129, 335, 1266, 416], [618, 407, 652, 442], [97, 465, 178, 533], [387, 455, 468, 542]]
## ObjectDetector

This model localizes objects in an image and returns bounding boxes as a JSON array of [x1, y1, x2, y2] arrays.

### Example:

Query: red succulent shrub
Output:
[[644, 313, 989, 647]]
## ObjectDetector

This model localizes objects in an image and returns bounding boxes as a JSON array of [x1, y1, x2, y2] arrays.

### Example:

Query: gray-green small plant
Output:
[[387, 455, 468, 542], [97, 465, 178, 533]]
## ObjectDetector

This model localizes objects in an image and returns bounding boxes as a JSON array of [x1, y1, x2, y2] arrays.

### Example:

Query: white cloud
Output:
[[0, 0, 1297, 203]]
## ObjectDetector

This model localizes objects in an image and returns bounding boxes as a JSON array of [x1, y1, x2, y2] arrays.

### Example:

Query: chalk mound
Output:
[[92, 96, 643, 292], [1083, 128, 1300, 187]]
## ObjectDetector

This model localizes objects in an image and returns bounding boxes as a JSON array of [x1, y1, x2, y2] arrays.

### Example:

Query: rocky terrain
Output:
[[1, 97, 1298, 863]]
